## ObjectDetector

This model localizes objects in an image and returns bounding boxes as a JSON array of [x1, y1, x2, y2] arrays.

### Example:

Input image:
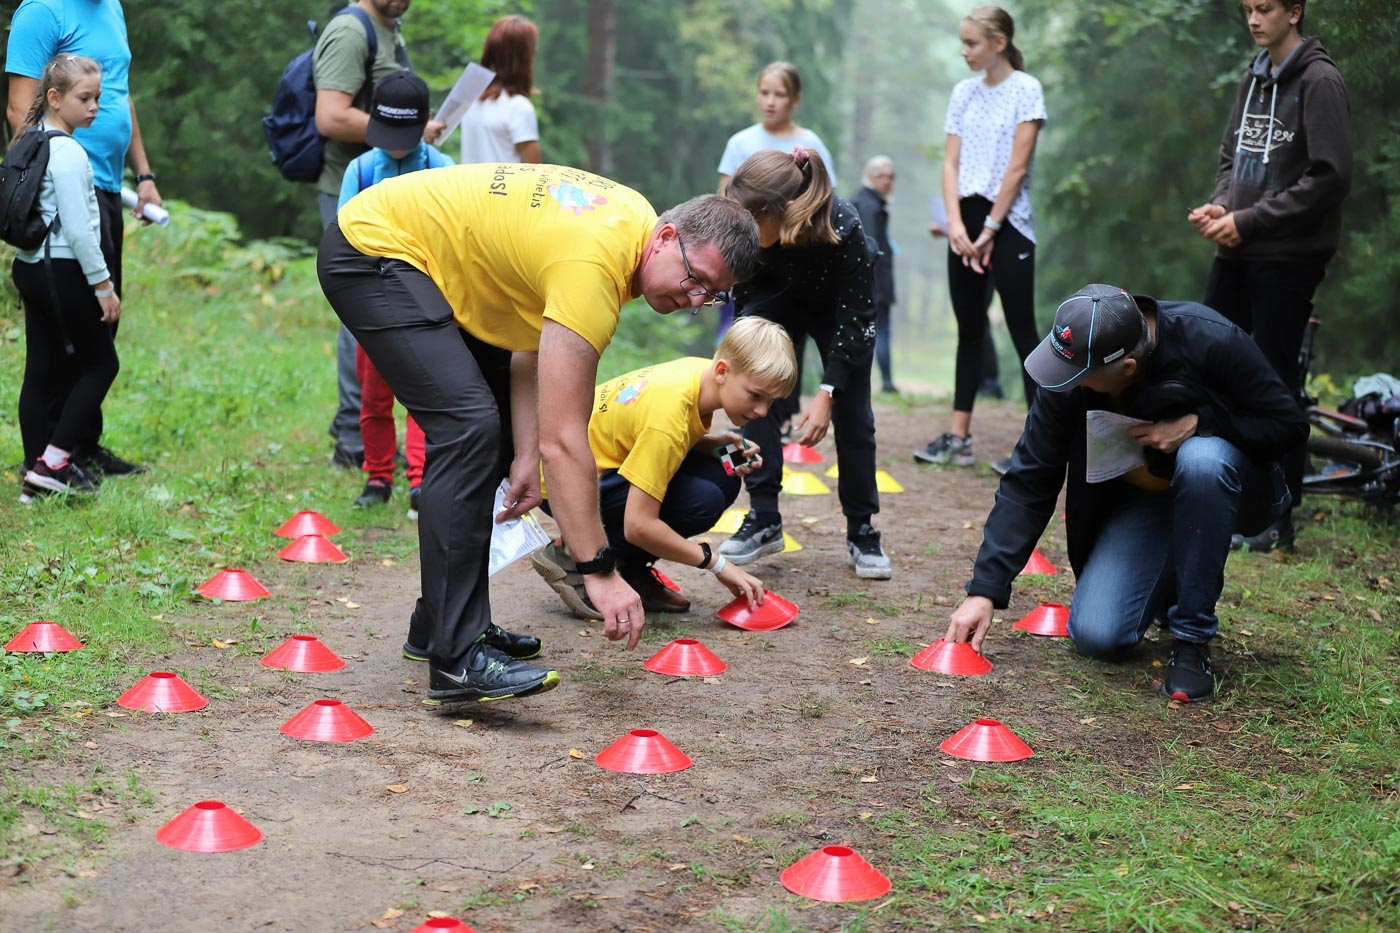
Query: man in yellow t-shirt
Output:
[[531, 318, 797, 619], [318, 162, 759, 704]]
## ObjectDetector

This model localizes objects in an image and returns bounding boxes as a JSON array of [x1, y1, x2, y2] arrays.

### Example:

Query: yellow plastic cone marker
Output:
[[782, 532, 803, 553], [824, 464, 840, 478], [709, 508, 747, 534], [874, 470, 904, 493], [782, 471, 830, 496]]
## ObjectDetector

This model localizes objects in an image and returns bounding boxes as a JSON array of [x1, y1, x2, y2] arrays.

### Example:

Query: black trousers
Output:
[[948, 196, 1039, 410], [318, 224, 513, 670], [736, 315, 879, 522], [1203, 256, 1327, 511], [14, 257, 119, 461]]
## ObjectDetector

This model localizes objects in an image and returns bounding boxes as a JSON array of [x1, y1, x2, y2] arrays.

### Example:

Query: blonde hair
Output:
[[965, 6, 1024, 71], [758, 61, 802, 101], [13, 54, 102, 145], [727, 148, 838, 247], [715, 316, 799, 396]]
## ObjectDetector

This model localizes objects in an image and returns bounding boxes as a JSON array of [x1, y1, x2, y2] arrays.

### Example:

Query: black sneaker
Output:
[[428, 640, 559, 702], [403, 624, 542, 663], [846, 525, 892, 580], [1230, 516, 1295, 553], [407, 486, 421, 521], [1162, 640, 1215, 703], [717, 511, 784, 565], [24, 459, 98, 495], [79, 445, 146, 476], [354, 478, 392, 507], [330, 443, 364, 470]]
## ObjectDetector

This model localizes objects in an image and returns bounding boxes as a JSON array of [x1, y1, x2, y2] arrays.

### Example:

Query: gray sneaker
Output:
[[530, 542, 603, 620], [847, 525, 892, 580], [914, 433, 975, 466], [717, 511, 784, 565]]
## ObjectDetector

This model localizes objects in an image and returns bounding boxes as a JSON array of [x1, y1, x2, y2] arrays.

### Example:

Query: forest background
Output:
[[1, 0, 1396, 384]]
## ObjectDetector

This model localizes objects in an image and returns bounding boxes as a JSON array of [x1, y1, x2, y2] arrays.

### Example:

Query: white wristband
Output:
[[709, 555, 727, 575], [818, 383, 835, 397], [983, 218, 1002, 232], [94, 286, 115, 299]]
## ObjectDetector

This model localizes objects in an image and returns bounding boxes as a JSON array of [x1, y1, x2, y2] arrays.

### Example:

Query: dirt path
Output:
[[1, 399, 1222, 931]]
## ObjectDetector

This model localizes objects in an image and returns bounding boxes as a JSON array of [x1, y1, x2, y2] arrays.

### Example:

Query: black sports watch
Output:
[[576, 546, 617, 576]]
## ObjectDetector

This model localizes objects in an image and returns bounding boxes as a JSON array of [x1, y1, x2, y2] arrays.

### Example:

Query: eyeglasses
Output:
[[676, 233, 730, 312]]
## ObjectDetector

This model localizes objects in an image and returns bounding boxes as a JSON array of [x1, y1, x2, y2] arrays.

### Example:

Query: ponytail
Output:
[[727, 147, 838, 247], [9, 54, 102, 149], [1005, 41, 1024, 71], [965, 6, 1024, 71]]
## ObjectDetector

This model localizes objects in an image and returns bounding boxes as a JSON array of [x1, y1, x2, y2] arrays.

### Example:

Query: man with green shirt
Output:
[[313, 0, 444, 469]]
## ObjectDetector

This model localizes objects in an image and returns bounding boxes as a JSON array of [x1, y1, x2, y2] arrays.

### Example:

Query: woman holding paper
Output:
[[458, 15, 540, 165]]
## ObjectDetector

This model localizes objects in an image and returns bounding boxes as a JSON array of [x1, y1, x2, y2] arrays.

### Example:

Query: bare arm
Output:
[[516, 140, 542, 164], [942, 135, 968, 255], [126, 99, 163, 213], [498, 351, 542, 520], [536, 321, 644, 646], [7, 75, 38, 134], [622, 485, 764, 606], [314, 88, 369, 142]]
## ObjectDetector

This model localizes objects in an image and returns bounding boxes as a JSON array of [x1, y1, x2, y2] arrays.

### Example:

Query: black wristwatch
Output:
[[134, 172, 156, 185], [576, 546, 617, 576], [697, 541, 713, 569]]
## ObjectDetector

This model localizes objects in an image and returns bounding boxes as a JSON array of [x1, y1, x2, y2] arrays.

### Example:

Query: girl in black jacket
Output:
[[717, 147, 891, 580]]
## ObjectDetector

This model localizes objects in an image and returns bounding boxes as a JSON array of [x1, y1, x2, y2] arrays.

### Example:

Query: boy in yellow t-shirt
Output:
[[532, 317, 798, 616]]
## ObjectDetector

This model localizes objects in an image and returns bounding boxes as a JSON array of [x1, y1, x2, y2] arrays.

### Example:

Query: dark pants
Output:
[[1203, 256, 1326, 512], [597, 452, 741, 563], [948, 196, 1039, 410], [737, 321, 879, 523], [318, 224, 514, 670], [14, 258, 119, 461], [873, 300, 894, 389]]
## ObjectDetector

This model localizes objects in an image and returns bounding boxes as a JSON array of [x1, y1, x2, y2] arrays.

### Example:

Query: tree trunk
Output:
[[584, 0, 615, 176]]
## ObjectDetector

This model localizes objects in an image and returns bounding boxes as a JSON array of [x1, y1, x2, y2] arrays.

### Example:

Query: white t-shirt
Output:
[[717, 123, 837, 187], [944, 70, 1046, 242], [459, 92, 539, 164]]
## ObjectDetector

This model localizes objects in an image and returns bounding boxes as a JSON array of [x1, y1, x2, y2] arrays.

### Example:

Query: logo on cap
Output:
[[1051, 323, 1075, 361]]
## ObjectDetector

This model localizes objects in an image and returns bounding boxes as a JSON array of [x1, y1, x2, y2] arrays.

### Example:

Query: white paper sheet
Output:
[[489, 479, 551, 576], [434, 62, 497, 141], [929, 196, 948, 234], [120, 187, 170, 227], [1085, 410, 1151, 483]]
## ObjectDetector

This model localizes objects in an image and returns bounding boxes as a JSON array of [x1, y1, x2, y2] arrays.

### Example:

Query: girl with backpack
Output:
[[12, 54, 119, 502], [717, 147, 892, 581]]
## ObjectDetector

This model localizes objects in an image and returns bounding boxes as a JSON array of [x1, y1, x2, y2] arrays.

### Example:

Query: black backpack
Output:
[[0, 128, 67, 249], [262, 6, 378, 183]]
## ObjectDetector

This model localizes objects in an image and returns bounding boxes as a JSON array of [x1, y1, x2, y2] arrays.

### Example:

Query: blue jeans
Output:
[[598, 451, 740, 564], [1067, 435, 1289, 656]]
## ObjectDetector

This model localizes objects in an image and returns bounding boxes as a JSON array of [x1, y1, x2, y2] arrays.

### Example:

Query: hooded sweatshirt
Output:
[[1210, 37, 1352, 262]]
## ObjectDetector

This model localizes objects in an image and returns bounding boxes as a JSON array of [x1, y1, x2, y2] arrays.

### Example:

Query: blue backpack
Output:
[[262, 6, 377, 183]]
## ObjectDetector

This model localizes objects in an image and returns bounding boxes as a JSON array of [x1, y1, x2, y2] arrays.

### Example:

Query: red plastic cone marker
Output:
[[782, 442, 824, 465], [281, 698, 374, 742], [940, 718, 1034, 762], [1014, 602, 1070, 637], [412, 919, 478, 933], [117, 672, 209, 713], [653, 569, 682, 593], [5, 621, 83, 653], [595, 729, 693, 774], [274, 510, 341, 538], [261, 634, 346, 672], [716, 590, 799, 631], [644, 638, 728, 677], [196, 569, 270, 601], [1019, 549, 1058, 576], [156, 800, 263, 852], [277, 534, 349, 564], [909, 639, 993, 676], [780, 845, 892, 903]]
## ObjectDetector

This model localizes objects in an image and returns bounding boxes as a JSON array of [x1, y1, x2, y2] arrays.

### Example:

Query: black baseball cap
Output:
[[1023, 284, 1145, 392], [366, 70, 430, 151]]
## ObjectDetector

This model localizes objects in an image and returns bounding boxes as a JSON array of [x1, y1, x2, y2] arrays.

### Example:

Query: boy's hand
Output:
[[717, 563, 765, 607]]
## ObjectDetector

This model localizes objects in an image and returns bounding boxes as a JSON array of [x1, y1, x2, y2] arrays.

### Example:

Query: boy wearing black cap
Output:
[[943, 284, 1306, 703], [339, 70, 454, 516]]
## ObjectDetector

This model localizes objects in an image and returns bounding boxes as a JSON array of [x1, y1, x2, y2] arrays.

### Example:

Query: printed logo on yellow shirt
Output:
[[549, 181, 609, 215], [616, 381, 648, 405]]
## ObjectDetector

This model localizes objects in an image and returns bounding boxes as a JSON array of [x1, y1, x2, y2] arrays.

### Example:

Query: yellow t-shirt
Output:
[[587, 357, 713, 502], [337, 163, 659, 356]]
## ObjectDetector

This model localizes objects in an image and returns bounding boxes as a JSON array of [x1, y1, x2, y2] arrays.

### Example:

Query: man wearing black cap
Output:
[[943, 284, 1306, 702]]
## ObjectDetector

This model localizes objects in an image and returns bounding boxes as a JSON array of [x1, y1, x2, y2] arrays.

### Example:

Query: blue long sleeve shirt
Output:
[[337, 141, 454, 211]]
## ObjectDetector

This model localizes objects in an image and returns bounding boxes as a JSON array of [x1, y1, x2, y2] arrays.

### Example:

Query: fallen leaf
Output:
[[420, 699, 441, 707], [517, 882, 540, 892], [865, 616, 879, 625], [386, 785, 409, 794], [859, 775, 878, 783], [577, 629, 592, 637], [380, 909, 404, 921], [702, 676, 722, 685], [732, 834, 750, 843], [150, 614, 163, 621], [345, 602, 360, 609], [1370, 609, 1383, 623], [380, 559, 395, 567], [211, 638, 235, 649], [1112, 864, 1130, 877], [1077, 717, 1097, 725], [667, 863, 687, 872], [336, 597, 348, 603], [848, 656, 869, 666], [568, 748, 586, 759], [1378, 698, 1393, 706], [580, 861, 595, 870], [454, 719, 473, 729], [370, 921, 394, 929], [859, 811, 874, 820], [1174, 783, 1196, 790], [1151, 660, 1163, 668], [83, 741, 98, 749]]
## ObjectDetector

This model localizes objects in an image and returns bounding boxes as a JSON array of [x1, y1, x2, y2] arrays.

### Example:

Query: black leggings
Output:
[[948, 196, 1039, 411], [13, 258, 119, 462]]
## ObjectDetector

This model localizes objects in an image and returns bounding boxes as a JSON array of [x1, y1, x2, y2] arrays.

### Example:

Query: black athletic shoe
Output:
[[1162, 640, 1215, 703], [354, 478, 392, 507], [330, 443, 364, 470], [406, 624, 543, 663], [428, 641, 559, 702], [24, 459, 98, 496], [79, 445, 146, 476], [1230, 515, 1295, 553]]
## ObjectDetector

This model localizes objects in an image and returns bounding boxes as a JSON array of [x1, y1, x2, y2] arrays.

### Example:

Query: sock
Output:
[[848, 517, 873, 539], [41, 446, 70, 469], [752, 510, 781, 527]]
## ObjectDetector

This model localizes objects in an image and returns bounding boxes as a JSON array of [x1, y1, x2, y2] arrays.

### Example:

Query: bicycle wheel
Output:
[[1307, 434, 1385, 471]]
